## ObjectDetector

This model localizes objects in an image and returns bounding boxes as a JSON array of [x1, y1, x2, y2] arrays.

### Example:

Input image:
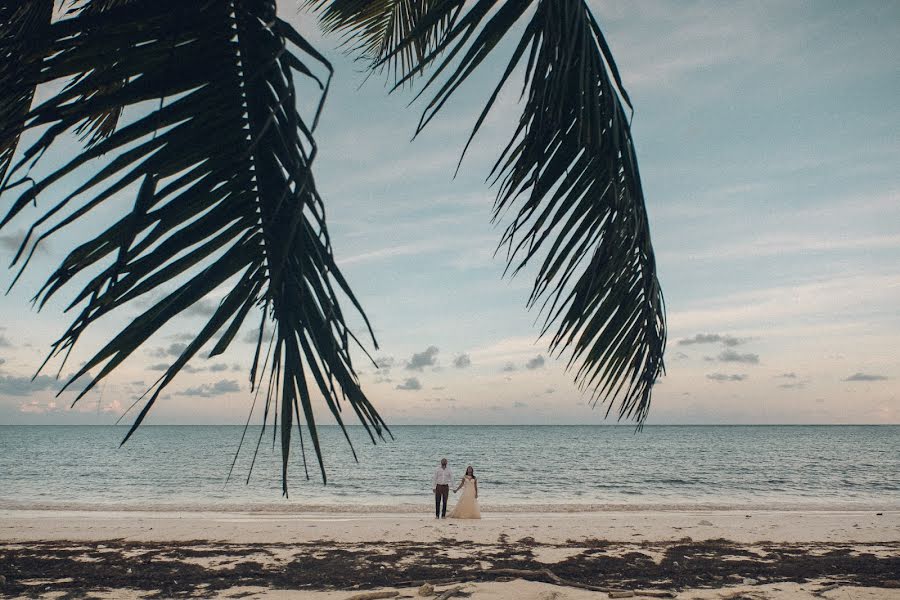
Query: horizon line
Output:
[[3, 423, 897, 427]]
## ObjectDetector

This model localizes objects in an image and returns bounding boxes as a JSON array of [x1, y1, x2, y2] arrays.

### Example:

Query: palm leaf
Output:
[[64, 0, 137, 147], [0, 0, 387, 493], [387, 0, 666, 421], [0, 1, 53, 185], [303, 0, 461, 83]]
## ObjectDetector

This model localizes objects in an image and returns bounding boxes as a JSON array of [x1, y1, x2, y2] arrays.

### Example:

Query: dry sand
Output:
[[3, 508, 898, 544]]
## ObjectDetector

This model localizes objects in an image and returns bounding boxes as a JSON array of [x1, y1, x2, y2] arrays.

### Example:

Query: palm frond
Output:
[[0, 0, 386, 492], [0, 1, 53, 184], [303, 0, 461, 83], [64, 0, 137, 147], [389, 0, 666, 421]]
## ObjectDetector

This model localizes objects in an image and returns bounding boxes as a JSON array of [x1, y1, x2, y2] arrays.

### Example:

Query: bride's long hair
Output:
[[465, 466, 476, 479]]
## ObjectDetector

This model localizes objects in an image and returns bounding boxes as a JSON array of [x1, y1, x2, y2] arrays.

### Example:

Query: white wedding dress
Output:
[[448, 476, 481, 519]]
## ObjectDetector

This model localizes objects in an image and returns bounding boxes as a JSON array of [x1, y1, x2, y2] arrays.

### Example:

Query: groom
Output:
[[432, 458, 453, 519]]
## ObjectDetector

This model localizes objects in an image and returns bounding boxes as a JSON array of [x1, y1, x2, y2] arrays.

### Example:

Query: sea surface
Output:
[[1, 425, 898, 512]]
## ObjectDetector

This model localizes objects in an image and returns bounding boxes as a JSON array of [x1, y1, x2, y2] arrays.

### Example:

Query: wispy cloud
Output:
[[670, 273, 900, 332], [678, 333, 745, 347], [844, 372, 888, 382], [779, 382, 805, 390], [149, 343, 188, 358], [242, 325, 270, 344], [0, 230, 50, 257], [706, 373, 747, 382], [396, 377, 422, 391], [178, 380, 240, 397], [717, 348, 759, 364], [0, 374, 59, 396]]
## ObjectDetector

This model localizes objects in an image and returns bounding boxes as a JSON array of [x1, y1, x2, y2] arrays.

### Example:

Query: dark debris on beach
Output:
[[0, 538, 898, 598]]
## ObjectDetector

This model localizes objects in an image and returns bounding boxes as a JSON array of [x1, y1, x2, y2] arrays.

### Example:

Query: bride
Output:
[[448, 466, 480, 519]]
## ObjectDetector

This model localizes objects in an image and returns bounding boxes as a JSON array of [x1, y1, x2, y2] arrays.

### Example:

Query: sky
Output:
[[1, 1, 898, 426]]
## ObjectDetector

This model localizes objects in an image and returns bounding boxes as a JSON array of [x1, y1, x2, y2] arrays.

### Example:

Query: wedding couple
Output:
[[431, 458, 480, 519]]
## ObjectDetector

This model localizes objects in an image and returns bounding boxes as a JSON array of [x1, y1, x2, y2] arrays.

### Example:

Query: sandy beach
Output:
[[2, 509, 898, 598]]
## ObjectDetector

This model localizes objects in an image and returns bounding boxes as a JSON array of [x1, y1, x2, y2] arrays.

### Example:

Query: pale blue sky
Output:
[[1, 1, 898, 425]]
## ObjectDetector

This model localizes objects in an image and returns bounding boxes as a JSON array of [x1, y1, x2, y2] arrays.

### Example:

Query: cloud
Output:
[[453, 354, 471, 369], [396, 377, 422, 391], [209, 363, 229, 372], [148, 362, 203, 374], [18, 399, 61, 414], [0, 374, 59, 396], [179, 379, 240, 397], [512, 401, 528, 408], [501, 362, 516, 372], [0, 335, 11, 348], [779, 382, 805, 389], [0, 230, 49, 257], [99, 399, 124, 414], [242, 325, 270, 344], [525, 355, 546, 370], [0, 358, 5, 366], [706, 373, 747, 382], [375, 356, 396, 370], [776, 372, 798, 379], [843, 372, 888, 382], [717, 348, 759, 364], [0, 233, 23, 252], [57, 372, 96, 394], [181, 299, 218, 318], [679, 333, 745, 347], [150, 343, 188, 358], [406, 346, 439, 371], [544, 387, 555, 394]]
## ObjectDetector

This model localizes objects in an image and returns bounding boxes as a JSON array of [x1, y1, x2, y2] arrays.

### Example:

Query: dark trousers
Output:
[[434, 484, 449, 517]]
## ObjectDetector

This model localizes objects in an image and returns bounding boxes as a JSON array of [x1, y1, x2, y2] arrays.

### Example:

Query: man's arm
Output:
[[432, 469, 437, 490]]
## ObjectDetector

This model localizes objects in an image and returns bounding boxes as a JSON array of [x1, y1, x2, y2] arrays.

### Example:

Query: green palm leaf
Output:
[[382, 0, 666, 420], [0, 0, 386, 493]]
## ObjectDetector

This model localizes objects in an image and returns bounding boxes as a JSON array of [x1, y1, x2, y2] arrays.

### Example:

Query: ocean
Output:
[[1, 425, 897, 512]]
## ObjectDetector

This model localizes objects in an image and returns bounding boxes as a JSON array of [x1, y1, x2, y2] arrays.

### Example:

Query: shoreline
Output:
[[2, 499, 898, 514]]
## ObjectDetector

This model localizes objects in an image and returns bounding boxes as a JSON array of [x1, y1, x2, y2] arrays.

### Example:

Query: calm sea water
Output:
[[0, 425, 897, 512]]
